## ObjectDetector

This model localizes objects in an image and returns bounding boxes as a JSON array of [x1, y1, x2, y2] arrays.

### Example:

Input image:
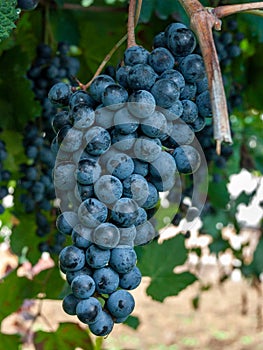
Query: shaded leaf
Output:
[[124, 315, 140, 330], [0, 332, 21, 349], [34, 323, 94, 350], [137, 235, 197, 301]]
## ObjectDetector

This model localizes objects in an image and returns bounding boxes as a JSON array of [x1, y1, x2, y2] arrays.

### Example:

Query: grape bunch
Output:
[[47, 21, 209, 336], [0, 135, 11, 215], [18, 42, 80, 254]]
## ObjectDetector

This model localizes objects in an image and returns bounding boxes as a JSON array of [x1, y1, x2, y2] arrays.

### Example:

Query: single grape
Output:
[[148, 47, 175, 74], [111, 129, 137, 151], [59, 245, 86, 272], [56, 211, 79, 235], [196, 90, 212, 117], [94, 175, 123, 204], [119, 266, 142, 290], [84, 126, 111, 156], [48, 82, 71, 105], [128, 90, 156, 119], [153, 31, 167, 48], [141, 110, 167, 138], [93, 267, 119, 294], [78, 198, 108, 228], [134, 220, 157, 245], [70, 105, 95, 129], [180, 82, 197, 100], [127, 64, 157, 91], [86, 244, 111, 268], [102, 84, 128, 110], [75, 158, 101, 185], [88, 311, 114, 336], [149, 151, 177, 181], [160, 69, 185, 92], [180, 100, 199, 123], [124, 45, 149, 66], [89, 75, 115, 102], [106, 290, 135, 318], [69, 90, 95, 110], [111, 198, 139, 228], [62, 293, 79, 315], [92, 223, 120, 249], [166, 24, 196, 56], [151, 79, 180, 108], [163, 100, 183, 121], [106, 153, 134, 180], [72, 225, 93, 248], [179, 54, 205, 83], [172, 145, 201, 174], [71, 274, 96, 299], [110, 245, 137, 273], [133, 137, 161, 162], [76, 297, 102, 325]]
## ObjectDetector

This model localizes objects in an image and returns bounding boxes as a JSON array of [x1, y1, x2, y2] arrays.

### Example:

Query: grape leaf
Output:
[[0, 0, 19, 42], [137, 235, 196, 301], [139, 0, 155, 23], [0, 333, 21, 350], [0, 267, 64, 323], [10, 214, 40, 264], [208, 179, 229, 209], [34, 323, 94, 350], [0, 270, 37, 322], [124, 315, 140, 330]]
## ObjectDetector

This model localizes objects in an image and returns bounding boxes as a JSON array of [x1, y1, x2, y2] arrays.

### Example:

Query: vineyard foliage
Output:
[[0, 0, 263, 348]]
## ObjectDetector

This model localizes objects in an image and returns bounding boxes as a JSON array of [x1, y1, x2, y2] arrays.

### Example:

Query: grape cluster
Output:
[[48, 21, 210, 336], [0, 135, 11, 215], [18, 42, 80, 254]]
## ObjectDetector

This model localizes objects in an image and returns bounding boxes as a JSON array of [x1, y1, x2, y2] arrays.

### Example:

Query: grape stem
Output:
[[127, 0, 137, 48], [178, 0, 263, 154], [178, 0, 231, 154], [213, 2, 263, 18]]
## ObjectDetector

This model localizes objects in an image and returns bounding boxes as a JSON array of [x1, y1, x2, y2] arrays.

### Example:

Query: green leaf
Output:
[[201, 210, 229, 238], [10, 214, 40, 263], [0, 270, 35, 322], [0, 0, 19, 42], [156, 0, 178, 20], [139, 0, 155, 23], [124, 315, 140, 329], [137, 235, 197, 301], [34, 323, 94, 350], [0, 267, 64, 323], [0, 332, 21, 349], [0, 46, 41, 130], [209, 238, 230, 254], [146, 271, 196, 302], [208, 179, 229, 209]]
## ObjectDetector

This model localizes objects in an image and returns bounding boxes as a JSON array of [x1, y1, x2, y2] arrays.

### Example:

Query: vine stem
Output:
[[178, 0, 263, 152], [213, 2, 263, 18], [127, 0, 137, 48], [178, 0, 230, 153]]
